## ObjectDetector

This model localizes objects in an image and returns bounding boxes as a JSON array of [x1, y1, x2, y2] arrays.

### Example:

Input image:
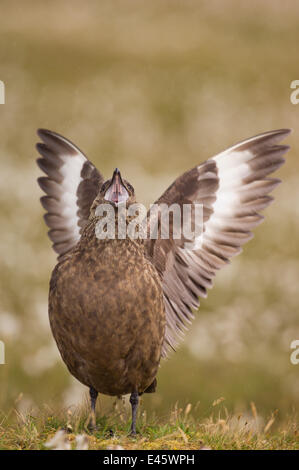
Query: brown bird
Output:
[[37, 128, 290, 434]]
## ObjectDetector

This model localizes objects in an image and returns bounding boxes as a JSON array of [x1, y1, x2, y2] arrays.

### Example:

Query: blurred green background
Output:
[[0, 0, 298, 425]]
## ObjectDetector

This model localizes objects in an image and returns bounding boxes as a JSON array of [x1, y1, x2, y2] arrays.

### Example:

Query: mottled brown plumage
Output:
[[49, 216, 165, 397], [36, 128, 291, 433]]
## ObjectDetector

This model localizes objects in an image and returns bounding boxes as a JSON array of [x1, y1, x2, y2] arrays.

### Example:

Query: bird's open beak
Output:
[[104, 168, 129, 205]]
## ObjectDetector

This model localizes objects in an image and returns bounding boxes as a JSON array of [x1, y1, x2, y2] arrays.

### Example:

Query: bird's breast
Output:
[[48, 241, 166, 394]]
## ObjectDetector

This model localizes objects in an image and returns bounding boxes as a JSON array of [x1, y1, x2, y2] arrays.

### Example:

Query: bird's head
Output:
[[97, 168, 136, 208]]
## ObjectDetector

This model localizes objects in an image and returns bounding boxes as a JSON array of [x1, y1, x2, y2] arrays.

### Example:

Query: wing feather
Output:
[[146, 129, 291, 356], [36, 129, 104, 259]]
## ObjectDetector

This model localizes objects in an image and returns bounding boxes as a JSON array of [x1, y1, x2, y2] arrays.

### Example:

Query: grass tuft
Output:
[[0, 401, 298, 450]]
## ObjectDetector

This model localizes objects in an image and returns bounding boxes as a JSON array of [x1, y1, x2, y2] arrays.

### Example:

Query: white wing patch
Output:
[[59, 153, 86, 239], [37, 128, 103, 258], [154, 129, 291, 357]]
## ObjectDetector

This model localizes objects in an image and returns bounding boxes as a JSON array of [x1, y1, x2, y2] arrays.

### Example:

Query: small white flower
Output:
[[45, 430, 71, 450], [75, 434, 89, 450], [45, 430, 89, 450], [106, 445, 124, 450]]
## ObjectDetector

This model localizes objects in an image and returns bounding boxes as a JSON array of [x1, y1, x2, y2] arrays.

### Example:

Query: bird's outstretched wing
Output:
[[145, 129, 291, 357], [36, 129, 104, 259]]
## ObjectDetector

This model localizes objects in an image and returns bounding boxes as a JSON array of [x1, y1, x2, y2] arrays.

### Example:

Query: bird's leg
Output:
[[88, 386, 98, 431], [129, 391, 139, 436]]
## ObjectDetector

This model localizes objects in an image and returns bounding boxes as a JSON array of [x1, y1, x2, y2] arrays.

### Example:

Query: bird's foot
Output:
[[128, 425, 139, 438], [87, 387, 99, 433], [86, 413, 100, 433], [129, 391, 139, 438], [87, 422, 100, 433]]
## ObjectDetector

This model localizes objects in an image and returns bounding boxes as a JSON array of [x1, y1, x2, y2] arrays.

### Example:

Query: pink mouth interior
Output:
[[104, 176, 129, 204]]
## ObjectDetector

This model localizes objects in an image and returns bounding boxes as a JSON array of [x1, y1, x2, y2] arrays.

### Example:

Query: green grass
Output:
[[0, 402, 298, 450]]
